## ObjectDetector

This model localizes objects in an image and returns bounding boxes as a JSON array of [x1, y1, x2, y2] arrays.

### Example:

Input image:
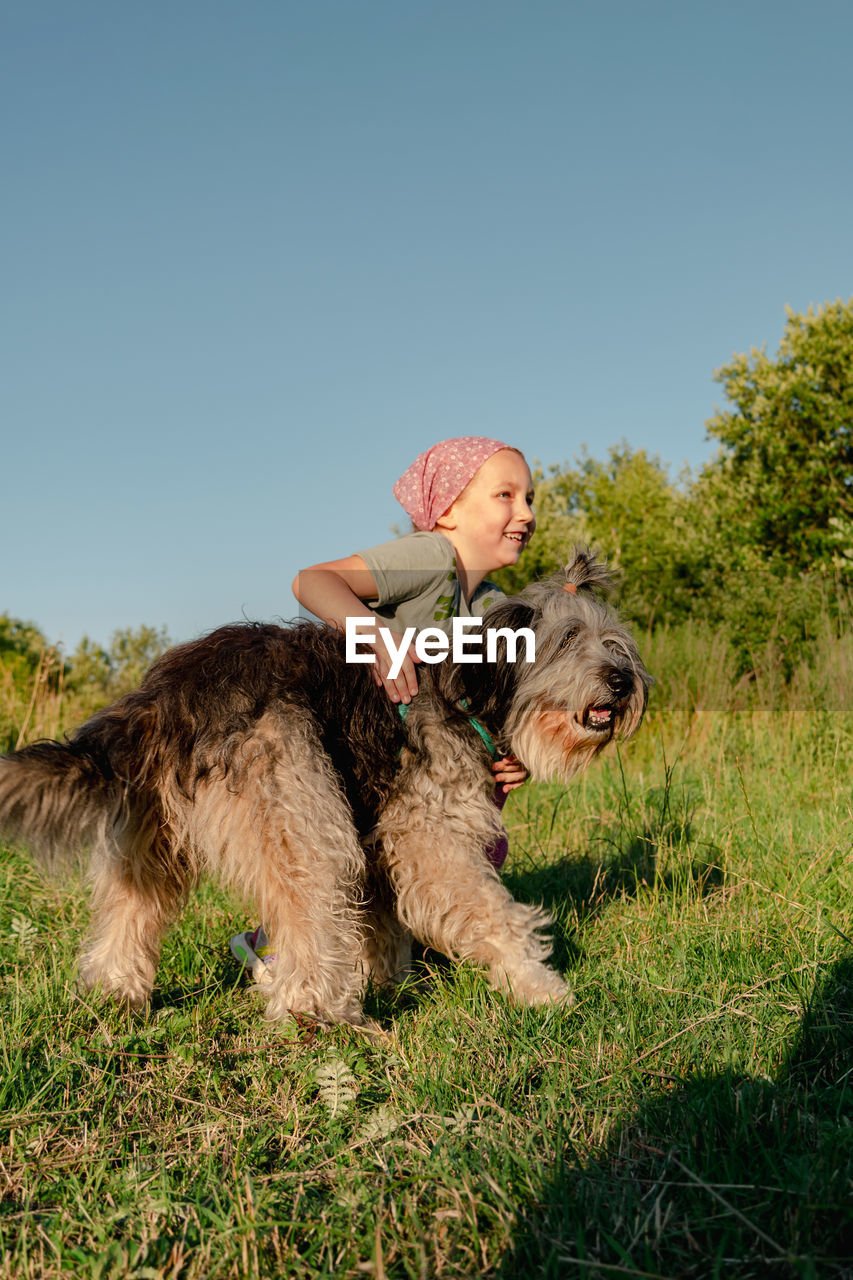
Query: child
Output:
[[230, 436, 536, 978]]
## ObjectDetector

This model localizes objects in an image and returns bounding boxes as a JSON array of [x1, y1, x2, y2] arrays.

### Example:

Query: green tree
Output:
[[496, 445, 701, 629], [106, 624, 172, 693], [0, 615, 67, 749], [67, 624, 171, 713], [0, 614, 49, 669], [0, 613, 59, 697], [700, 298, 853, 576]]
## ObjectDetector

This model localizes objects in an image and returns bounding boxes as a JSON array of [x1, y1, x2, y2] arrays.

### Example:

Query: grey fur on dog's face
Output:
[[449, 548, 652, 783], [506, 582, 650, 782]]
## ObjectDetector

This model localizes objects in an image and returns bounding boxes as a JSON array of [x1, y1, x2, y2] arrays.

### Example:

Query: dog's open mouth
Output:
[[583, 705, 614, 733]]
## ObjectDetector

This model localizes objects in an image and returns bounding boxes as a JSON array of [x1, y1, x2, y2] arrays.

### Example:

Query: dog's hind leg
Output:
[[357, 850, 413, 989], [78, 820, 186, 1009], [209, 719, 368, 1025], [377, 789, 572, 1009]]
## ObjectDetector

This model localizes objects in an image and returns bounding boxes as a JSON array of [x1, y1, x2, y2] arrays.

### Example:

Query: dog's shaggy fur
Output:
[[0, 550, 650, 1025]]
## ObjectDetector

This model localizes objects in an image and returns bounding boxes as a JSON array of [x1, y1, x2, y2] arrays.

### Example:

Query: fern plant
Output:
[[315, 1057, 357, 1118]]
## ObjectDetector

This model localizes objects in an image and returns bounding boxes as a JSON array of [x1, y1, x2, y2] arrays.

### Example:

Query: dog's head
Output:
[[449, 547, 652, 783]]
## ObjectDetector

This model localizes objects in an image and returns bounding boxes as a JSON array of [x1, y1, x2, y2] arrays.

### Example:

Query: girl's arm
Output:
[[292, 555, 421, 704]]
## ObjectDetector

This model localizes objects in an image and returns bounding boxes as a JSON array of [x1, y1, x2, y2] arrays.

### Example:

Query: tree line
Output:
[[496, 298, 853, 675]]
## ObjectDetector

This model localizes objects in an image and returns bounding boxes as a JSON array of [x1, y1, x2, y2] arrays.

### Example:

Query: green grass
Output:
[[1, 701, 852, 1279]]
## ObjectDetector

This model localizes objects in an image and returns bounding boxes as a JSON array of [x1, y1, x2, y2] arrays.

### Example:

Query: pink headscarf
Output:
[[393, 436, 512, 531]]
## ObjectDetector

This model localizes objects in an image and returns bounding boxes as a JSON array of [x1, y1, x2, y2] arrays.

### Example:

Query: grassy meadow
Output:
[[1, 620, 852, 1279]]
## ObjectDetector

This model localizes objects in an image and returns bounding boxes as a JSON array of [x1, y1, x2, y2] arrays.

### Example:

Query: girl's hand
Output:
[[291, 560, 422, 705], [371, 629, 422, 705], [492, 754, 529, 792]]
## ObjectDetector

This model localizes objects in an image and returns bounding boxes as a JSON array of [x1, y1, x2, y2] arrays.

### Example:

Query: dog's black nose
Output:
[[605, 669, 633, 698]]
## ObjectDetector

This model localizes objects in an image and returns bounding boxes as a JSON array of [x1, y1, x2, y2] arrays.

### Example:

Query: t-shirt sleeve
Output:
[[472, 579, 507, 615], [357, 533, 454, 609]]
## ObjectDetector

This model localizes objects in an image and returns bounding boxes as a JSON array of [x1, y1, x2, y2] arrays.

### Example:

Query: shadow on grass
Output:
[[496, 957, 853, 1279], [363, 829, 726, 1021], [504, 848, 723, 973]]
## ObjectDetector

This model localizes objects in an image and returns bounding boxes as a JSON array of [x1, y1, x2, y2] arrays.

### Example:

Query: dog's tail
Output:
[[0, 738, 121, 866]]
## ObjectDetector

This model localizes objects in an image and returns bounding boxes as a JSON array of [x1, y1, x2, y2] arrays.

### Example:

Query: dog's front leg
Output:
[[376, 787, 572, 1009]]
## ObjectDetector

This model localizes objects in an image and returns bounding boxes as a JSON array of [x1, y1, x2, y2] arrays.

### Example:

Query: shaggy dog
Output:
[[0, 550, 650, 1025]]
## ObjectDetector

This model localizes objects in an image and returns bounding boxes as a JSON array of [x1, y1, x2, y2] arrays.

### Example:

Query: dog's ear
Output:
[[563, 545, 616, 596], [480, 598, 537, 639], [448, 599, 536, 730]]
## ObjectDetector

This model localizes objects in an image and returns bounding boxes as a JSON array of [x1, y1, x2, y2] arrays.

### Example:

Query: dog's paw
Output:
[[262, 986, 366, 1027], [77, 960, 152, 1010], [493, 962, 575, 1008]]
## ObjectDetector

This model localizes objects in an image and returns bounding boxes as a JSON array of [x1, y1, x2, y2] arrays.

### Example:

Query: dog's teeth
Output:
[[586, 707, 613, 729]]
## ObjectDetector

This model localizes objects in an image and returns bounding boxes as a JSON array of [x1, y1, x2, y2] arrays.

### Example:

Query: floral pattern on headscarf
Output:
[[392, 436, 511, 531]]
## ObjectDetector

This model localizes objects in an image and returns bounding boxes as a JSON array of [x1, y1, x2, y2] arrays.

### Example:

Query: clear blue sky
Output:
[[4, 0, 852, 652]]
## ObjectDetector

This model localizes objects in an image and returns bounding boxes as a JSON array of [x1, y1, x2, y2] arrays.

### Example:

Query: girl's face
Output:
[[437, 449, 535, 571]]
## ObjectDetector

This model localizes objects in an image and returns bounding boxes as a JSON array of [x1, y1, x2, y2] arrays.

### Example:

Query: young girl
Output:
[[230, 436, 536, 978]]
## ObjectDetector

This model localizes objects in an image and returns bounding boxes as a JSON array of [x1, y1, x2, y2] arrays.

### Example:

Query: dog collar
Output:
[[397, 701, 498, 760]]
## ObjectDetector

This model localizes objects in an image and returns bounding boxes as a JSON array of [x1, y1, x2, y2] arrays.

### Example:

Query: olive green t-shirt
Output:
[[357, 531, 504, 636]]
